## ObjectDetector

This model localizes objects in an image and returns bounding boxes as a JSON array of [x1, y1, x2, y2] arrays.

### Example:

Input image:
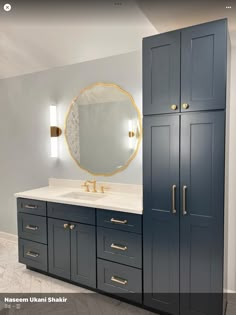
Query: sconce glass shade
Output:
[[50, 105, 57, 126], [50, 105, 60, 158], [50, 137, 58, 158]]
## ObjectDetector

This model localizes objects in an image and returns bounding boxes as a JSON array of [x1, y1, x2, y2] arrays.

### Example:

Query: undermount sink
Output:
[[59, 191, 105, 201]]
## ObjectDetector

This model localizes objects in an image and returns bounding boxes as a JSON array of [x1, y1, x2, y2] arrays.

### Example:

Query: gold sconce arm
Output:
[[128, 131, 135, 138], [50, 126, 62, 137]]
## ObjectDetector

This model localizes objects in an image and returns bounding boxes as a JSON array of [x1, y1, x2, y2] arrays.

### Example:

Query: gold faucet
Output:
[[88, 180, 97, 193], [82, 179, 97, 193]]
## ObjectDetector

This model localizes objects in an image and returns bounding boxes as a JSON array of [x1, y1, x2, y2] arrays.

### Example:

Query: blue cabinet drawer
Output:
[[48, 202, 95, 225], [17, 198, 46, 216], [18, 213, 47, 244], [97, 227, 142, 268], [97, 210, 142, 234], [19, 239, 47, 272], [97, 259, 142, 303]]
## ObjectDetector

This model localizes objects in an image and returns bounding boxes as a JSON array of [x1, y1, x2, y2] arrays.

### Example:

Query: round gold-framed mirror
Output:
[[65, 83, 142, 176]]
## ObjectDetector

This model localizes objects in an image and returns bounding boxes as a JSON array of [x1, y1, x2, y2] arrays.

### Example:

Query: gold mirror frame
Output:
[[65, 82, 142, 176]]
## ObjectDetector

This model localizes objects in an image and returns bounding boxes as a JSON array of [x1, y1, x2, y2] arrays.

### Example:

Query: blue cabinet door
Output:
[[70, 223, 96, 288], [48, 218, 71, 280], [143, 31, 180, 115], [143, 115, 180, 315], [180, 111, 225, 315], [181, 19, 227, 112]]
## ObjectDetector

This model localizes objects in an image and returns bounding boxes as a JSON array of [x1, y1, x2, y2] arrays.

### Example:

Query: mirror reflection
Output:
[[65, 83, 141, 176]]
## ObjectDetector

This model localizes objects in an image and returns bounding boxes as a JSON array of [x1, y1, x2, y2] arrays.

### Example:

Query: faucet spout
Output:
[[88, 180, 97, 193]]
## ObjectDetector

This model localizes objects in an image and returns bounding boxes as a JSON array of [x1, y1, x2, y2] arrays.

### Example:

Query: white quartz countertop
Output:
[[15, 181, 143, 215]]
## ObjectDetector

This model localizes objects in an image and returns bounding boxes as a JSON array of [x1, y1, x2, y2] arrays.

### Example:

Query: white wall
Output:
[[0, 51, 142, 235], [227, 45, 236, 292]]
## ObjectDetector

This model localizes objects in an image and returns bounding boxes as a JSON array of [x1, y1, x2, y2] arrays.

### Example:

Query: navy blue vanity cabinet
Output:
[[48, 217, 96, 288], [97, 209, 143, 303], [181, 19, 227, 112], [71, 223, 96, 288], [19, 239, 48, 272], [97, 209, 142, 234], [17, 198, 46, 216], [143, 115, 180, 315], [17, 200, 142, 302], [143, 19, 229, 315], [47, 202, 96, 287], [48, 202, 95, 225], [143, 19, 227, 116], [18, 213, 47, 244], [180, 111, 225, 315], [143, 31, 180, 115], [17, 198, 48, 272], [48, 218, 71, 280], [97, 259, 142, 304], [143, 113, 226, 315], [97, 227, 142, 268]]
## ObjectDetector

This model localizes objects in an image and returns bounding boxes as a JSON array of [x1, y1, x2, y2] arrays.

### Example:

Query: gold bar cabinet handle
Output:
[[111, 243, 128, 251], [183, 185, 187, 216], [111, 276, 128, 285], [25, 205, 38, 209], [26, 251, 39, 258], [25, 225, 39, 231], [172, 185, 177, 214], [110, 218, 128, 225]]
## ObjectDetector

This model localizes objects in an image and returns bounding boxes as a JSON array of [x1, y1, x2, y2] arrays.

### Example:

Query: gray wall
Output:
[[0, 51, 142, 235]]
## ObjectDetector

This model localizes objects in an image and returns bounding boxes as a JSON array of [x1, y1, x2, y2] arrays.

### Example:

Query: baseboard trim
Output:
[[0, 231, 17, 242], [225, 289, 236, 294]]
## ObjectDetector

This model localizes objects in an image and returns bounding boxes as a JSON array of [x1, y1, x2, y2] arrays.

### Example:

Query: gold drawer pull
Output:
[[111, 276, 128, 285], [26, 251, 39, 258], [25, 225, 39, 231], [25, 205, 38, 209], [111, 243, 128, 251], [110, 218, 128, 225]]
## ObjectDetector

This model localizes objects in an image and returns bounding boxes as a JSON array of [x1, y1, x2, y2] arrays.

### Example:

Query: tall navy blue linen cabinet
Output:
[[143, 19, 230, 315]]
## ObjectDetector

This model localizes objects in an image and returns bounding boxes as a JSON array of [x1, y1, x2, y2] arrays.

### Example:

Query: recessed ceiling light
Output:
[[226, 6, 232, 9]]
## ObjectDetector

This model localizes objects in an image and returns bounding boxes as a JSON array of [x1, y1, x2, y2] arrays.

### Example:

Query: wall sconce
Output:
[[50, 105, 62, 158]]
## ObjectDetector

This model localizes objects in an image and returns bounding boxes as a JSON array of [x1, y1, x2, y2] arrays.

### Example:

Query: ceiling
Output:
[[137, 0, 236, 45], [0, 0, 157, 79], [0, 0, 235, 79]]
